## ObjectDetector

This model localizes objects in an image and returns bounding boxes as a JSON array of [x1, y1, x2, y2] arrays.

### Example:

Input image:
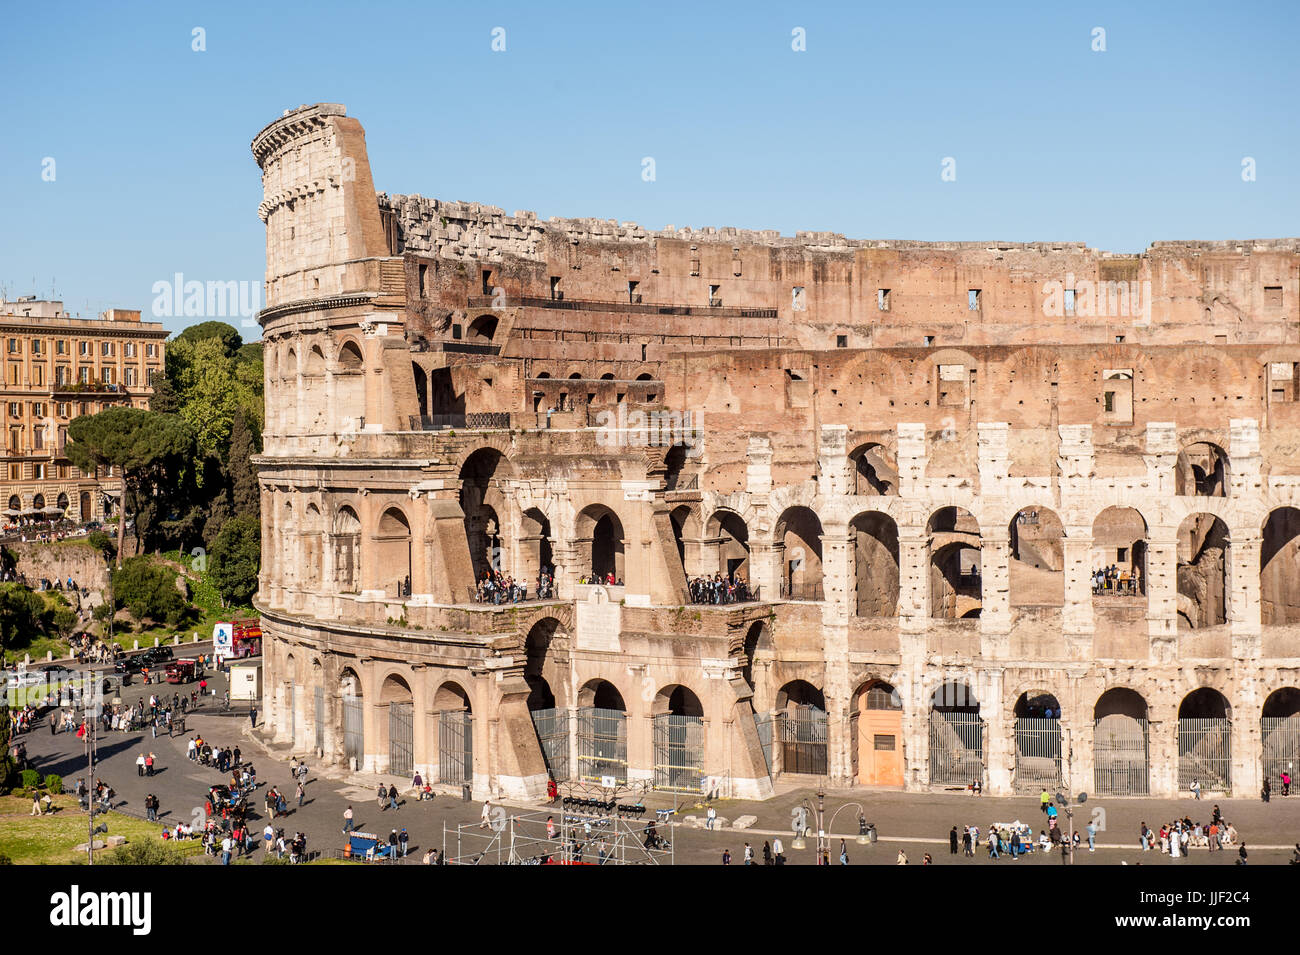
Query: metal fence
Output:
[[653, 714, 705, 793], [389, 701, 414, 778], [530, 707, 570, 781], [1261, 716, 1300, 786], [778, 704, 828, 776], [343, 697, 364, 767], [576, 707, 627, 784], [1094, 715, 1149, 796], [753, 710, 775, 776], [1178, 718, 1231, 792], [314, 686, 325, 754], [438, 710, 473, 785], [929, 710, 984, 786], [1013, 717, 1063, 792]]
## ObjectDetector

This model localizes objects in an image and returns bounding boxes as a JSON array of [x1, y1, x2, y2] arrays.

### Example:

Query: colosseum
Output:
[[251, 102, 1300, 802]]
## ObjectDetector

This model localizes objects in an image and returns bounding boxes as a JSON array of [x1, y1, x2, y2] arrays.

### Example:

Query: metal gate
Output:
[[1013, 717, 1063, 792], [530, 707, 570, 781], [389, 701, 414, 778], [314, 686, 325, 753], [653, 713, 704, 793], [929, 710, 984, 786], [1262, 716, 1300, 786], [576, 706, 627, 784], [1093, 715, 1149, 795], [438, 710, 473, 785], [778, 704, 828, 775], [753, 710, 776, 776], [1178, 718, 1230, 792], [343, 696, 364, 767]]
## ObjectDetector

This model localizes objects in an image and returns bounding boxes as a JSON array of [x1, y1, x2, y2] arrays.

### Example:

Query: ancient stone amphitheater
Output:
[[251, 103, 1300, 800]]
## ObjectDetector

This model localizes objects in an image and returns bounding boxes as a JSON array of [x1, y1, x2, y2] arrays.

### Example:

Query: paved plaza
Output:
[[16, 656, 1300, 865]]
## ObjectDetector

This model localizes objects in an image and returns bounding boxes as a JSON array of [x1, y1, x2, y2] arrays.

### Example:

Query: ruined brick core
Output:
[[252, 103, 1300, 799]]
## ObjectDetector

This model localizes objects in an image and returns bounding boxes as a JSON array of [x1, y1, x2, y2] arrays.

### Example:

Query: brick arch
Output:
[[452, 437, 516, 479]]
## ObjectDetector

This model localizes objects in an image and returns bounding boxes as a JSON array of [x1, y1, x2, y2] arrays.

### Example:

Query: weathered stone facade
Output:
[[252, 103, 1300, 801]]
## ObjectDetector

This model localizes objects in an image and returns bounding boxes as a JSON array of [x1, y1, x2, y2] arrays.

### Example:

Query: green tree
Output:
[[111, 557, 190, 627], [176, 320, 242, 356], [64, 408, 195, 565], [0, 584, 44, 792], [210, 514, 260, 607], [148, 375, 180, 414], [166, 337, 239, 477], [227, 408, 262, 521]]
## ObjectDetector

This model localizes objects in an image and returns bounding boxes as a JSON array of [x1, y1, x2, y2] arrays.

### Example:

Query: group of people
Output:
[[688, 573, 752, 605], [721, 837, 789, 865], [577, 572, 623, 587], [1262, 771, 1292, 800], [1139, 807, 1243, 860], [1091, 564, 1141, 595], [472, 569, 531, 604]]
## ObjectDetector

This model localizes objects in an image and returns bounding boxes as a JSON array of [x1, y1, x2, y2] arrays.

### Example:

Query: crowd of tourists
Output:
[[472, 568, 555, 603], [1139, 806, 1245, 861], [1091, 564, 1141, 595], [689, 573, 752, 605], [577, 572, 623, 587]]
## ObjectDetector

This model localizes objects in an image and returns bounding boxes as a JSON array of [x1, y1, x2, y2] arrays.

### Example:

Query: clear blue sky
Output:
[[1, 0, 1297, 336]]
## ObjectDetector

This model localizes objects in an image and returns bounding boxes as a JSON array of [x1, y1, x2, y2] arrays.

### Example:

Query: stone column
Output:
[[821, 529, 853, 784], [980, 528, 1011, 659], [1229, 533, 1262, 659], [1146, 535, 1179, 663], [1061, 532, 1096, 659], [983, 667, 1011, 794], [750, 541, 781, 603]]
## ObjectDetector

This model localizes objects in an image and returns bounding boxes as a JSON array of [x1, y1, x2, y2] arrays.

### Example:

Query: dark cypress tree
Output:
[[228, 409, 262, 521]]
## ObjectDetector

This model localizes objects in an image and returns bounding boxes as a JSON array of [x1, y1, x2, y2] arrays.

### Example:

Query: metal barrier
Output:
[[1262, 716, 1300, 787], [530, 706, 570, 781], [1094, 715, 1149, 795], [779, 580, 824, 601], [1178, 717, 1231, 792], [778, 704, 828, 775], [438, 710, 473, 785], [389, 701, 414, 778], [1013, 717, 1063, 792], [343, 697, 364, 768], [929, 710, 984, 786], [652, 713, 704, 793], [577, 707, 627, 784]]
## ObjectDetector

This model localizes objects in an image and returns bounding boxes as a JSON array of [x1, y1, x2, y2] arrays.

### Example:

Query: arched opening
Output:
[[1176, 441, 1230, 497], [32, 493, 44, 511], [1176, 514, 1229, 628], [741, 620, 772, 695], [652, 685, 705, 792], [929, 681, 983, 786], [56, 492, 68, 510], [635, 372, 654, 381], [1012, 691, 1062, 792], [1262, 688, 1300, 789], [927, 507, 981, 619], [850, 510, 899, 617], [333, 506, 361, 593], [576, 504, 625, 583], [78, 491, 92, 522], [1009, 507, 1064, 607], [413, 362, 428, 417], [302, 503, 323, 589], [519, 507, 553, 593], [1093, 688, 1150, 795], [692, 509, 751, 601], [1178, 687, 1231, 792], [340, 667, 364, 768], [7, 495, 19, 512], [433, 681, 473, 785], [1091, 506, 1147, 597], [775, 680, 827, 776], [374, 507, 412, 599], [1262, 507, 1300, 625], [379, 674, 414, 777], [459, 447, 509, 588], [467, 315, 498, 342], [775, 506, 823, 600], [303, 346, 328, 433], [525, 618, 568, 781], [576, 679, 627, 784], [335, 340, 365, 431], [848, 442, 899, 495], [852, 680, 903, 786]]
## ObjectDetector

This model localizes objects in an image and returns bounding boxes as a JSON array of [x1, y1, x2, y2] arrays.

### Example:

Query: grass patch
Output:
[[0, 795, 200, 865]]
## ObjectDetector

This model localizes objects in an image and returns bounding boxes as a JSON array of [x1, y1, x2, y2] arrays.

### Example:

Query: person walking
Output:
[[377, 783, 387, 811], [706, 806, 717, 830], [343, 805, 354, 833], [480, 800, 493, 829], [388, 783, 399, 811], [1086, 819, 1097, 852], [743, 842, 754, 865], [962, 826, 973, 857], [1191, 778, 1201, 800], [296, 781, 305, 808], [399, 828, 409, 858], [949, 825, 959, 855], [762, 841, 772, 865]]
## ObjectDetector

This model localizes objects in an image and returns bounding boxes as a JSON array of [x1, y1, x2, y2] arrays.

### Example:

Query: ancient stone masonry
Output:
[[253, 103, 1300, 800]]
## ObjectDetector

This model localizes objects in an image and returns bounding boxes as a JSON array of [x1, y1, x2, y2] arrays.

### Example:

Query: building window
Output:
[[124, 367, 137, 387], [835, 335, 848, 348], [7, 403, 19, 417], [55, 340, 66, 355], [78, 341, 90, 356], [33, 463, 44, 480], [78, 367, 90, 384], [7, 339, 18, 354], [102, 367, 115, 385], [32, 403, 44, 417], [1065, 289, 1076, 314], [708, 284, 721, 307], [32, 365, 42, 386], [792, 287, 806, 311], [101, 341, 114, 357], [124, 342, 136, 358], [55, 366, 68, 385], [31, 340, 42, 355], [923, 335, 935, 347], [7, 464, 17, 481], [628, 280, 641, 304], [878, 288, 891, 311], [1266, 286, 1283, 307], [451, 324, 462, 340], [549, 276, 562, 300], [8, 365, 18, 385], [146, 343, 157, 358], [968, 289, 981, 310]]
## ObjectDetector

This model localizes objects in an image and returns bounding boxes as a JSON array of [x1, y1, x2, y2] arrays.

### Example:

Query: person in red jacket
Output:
[[546, 777, 558, 803]]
